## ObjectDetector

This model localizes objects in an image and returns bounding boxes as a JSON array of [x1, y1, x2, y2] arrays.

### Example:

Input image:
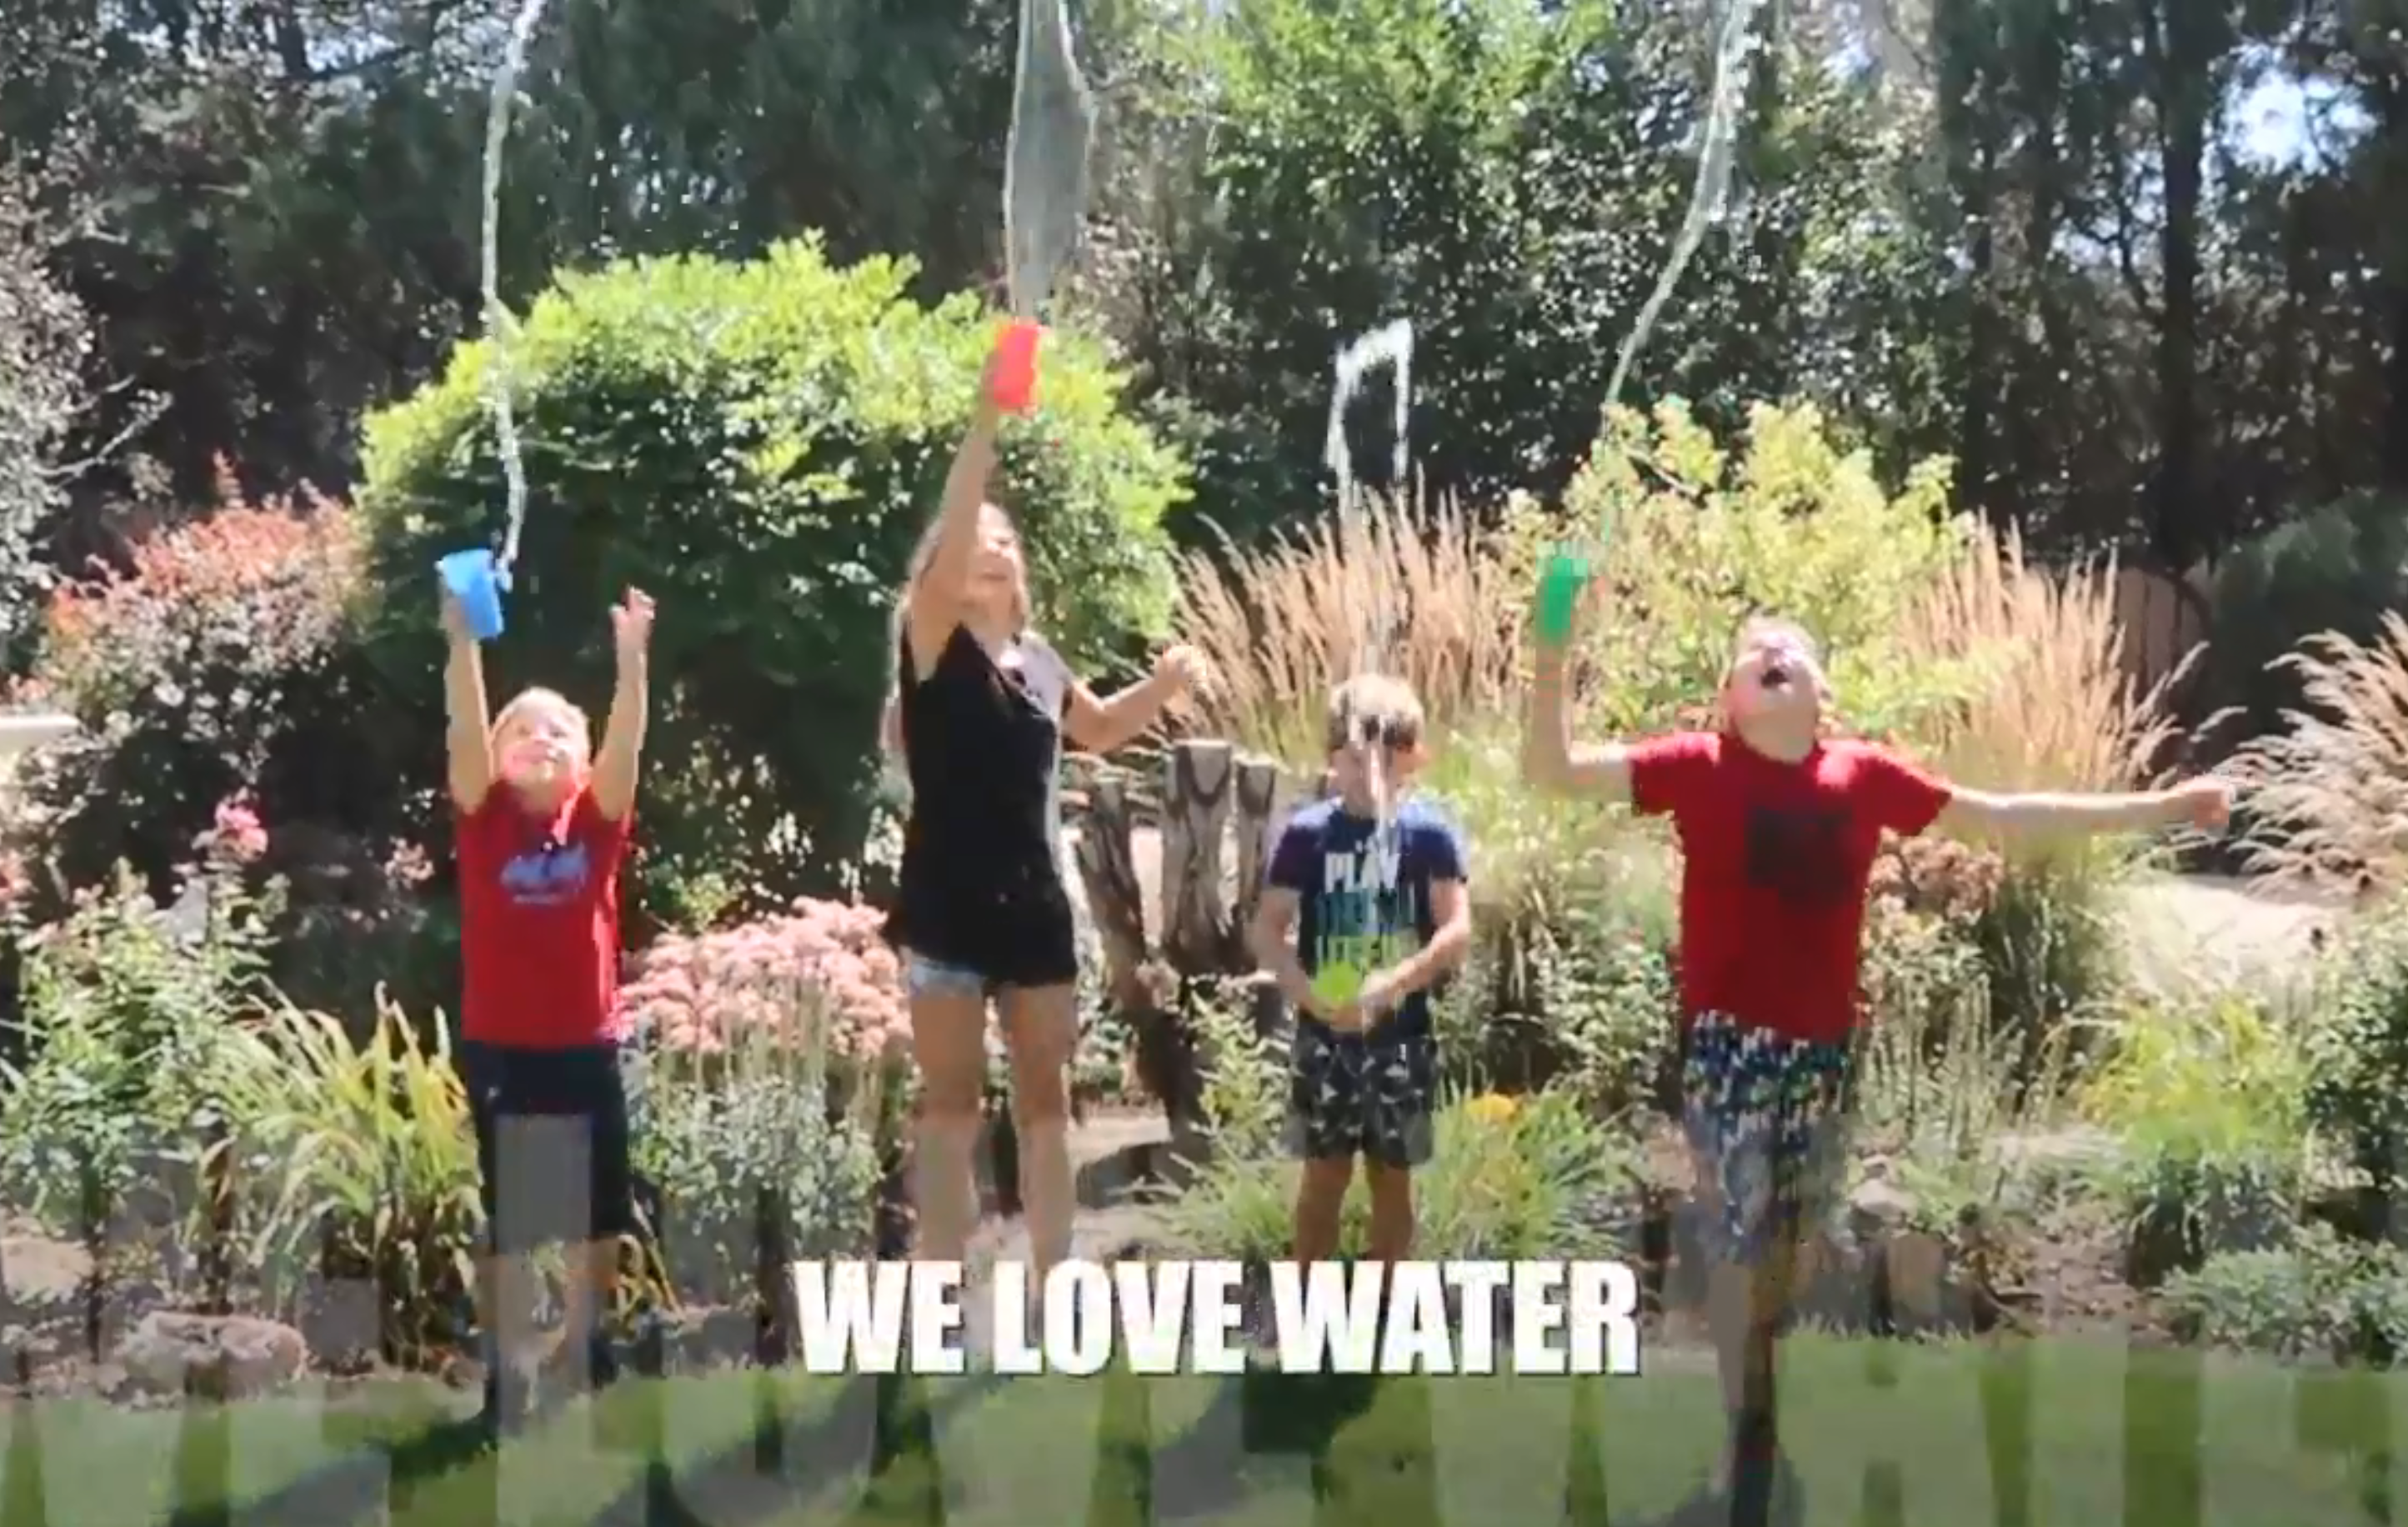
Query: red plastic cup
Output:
[[988, 320, 1043, 415]]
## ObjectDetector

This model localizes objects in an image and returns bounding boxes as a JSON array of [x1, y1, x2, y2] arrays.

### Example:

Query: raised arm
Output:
[[904, 343, 1008, 678], [1521, 633, 1635, 803], [1935, 779, 2230, 847], [442, 593, 496, 814], [1064, 644, 1208, 755], [590, 588, 654, 824]]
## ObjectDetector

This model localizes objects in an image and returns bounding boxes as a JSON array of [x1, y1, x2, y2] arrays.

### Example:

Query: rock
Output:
[[1846, 1174, 1915, 1239], [114, 1311, 306, 1399], [640, 1306, 760, 1373]]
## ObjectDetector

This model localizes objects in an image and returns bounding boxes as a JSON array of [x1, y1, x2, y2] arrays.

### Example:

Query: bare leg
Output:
[[909, 983, 989, 1264], [998, 983, 1079, 1280], [1363, 1162, 1414, 1264], [1293, 1156, 1354, 1264]]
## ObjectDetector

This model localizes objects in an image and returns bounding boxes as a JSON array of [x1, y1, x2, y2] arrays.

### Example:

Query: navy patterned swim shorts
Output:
[[1287, 1019, 1438, 1169], [1679, 1012, 1854, 1267]]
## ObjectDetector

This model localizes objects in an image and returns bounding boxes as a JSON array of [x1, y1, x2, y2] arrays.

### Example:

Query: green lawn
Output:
[[3, 1335, 2401, 1525]]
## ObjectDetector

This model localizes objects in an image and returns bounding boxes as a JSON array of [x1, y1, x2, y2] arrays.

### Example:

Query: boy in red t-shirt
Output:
[[443, 581, 653, 1439], [1524, 590, 2230, 1526]]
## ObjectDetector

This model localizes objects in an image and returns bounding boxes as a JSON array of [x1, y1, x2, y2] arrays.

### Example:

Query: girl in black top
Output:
[[884, 333, 1205, 1279]]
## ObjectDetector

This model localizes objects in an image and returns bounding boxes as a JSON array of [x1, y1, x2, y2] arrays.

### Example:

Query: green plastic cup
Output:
[[1535, 548, 1592, 647], [1311, 963, 1364, 1010]]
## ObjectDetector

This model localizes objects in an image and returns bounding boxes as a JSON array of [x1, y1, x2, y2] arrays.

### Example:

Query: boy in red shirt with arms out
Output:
[[1523, 582, 2230, 1527], [444, 581, 653, 1440]]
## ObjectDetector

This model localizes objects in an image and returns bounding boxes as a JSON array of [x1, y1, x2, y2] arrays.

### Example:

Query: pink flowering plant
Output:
[[619, 897, 909, 1072]]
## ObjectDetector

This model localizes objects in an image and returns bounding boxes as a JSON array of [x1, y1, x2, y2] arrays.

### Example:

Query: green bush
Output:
[[2303, 899, 2408, 1201], [626, 1011, 886, 1310], [2080, 990, 2312, 1284], [1561, 398, 1980, 743], [0, 860, 277, 1296], [16, 486, 434, 1024], [1852, 899, 2033, 1159], [357, 235, 1187, 919], [2162, 1224, 2408, 1364], [208, 997, 483, 1365]]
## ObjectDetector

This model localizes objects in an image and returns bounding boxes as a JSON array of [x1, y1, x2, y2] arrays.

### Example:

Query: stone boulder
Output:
[[114, 1311, 306, 1400]]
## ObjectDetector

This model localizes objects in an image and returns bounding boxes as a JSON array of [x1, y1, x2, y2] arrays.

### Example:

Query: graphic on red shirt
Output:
[[1740, 799, 1855, 911], [456, 786, 631, 1049], [1630, 730, 1951, 1043]]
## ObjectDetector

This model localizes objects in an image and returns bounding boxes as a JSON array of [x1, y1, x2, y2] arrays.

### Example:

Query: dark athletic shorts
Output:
[[459, 1040, 636, 1255], [1285, 1019, 1439, 1169]]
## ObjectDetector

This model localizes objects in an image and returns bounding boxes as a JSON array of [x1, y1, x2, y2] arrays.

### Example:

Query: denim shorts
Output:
[[903, 952, 1000, 999]]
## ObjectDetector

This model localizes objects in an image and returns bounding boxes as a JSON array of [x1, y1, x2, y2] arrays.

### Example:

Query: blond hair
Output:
[[884, 502, 1034, 748], [490, 686, 591, 752], [1324, 673, 1425, 753]]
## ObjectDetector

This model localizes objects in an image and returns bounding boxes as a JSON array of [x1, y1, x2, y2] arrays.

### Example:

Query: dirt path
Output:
[[2116, 871, 2340, 994]]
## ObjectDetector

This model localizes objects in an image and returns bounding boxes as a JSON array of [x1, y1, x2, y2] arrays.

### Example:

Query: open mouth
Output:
[[1760, 661, 1791, 690]]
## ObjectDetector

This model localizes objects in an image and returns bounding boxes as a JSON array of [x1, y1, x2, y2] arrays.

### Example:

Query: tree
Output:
[[1081, 0, 1913, 543], [0, 171, 93, 664]]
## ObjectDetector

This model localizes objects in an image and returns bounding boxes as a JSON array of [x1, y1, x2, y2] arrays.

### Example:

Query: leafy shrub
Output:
[[1852, 899, 2035, 1159], [1441, 879, 1675, 1114], [2162, 1224, 2408, 1364], [0, 862, 277, 1269], [2300, 899, 2408, 1199], [24, 475, 403, 893], [18, 475, 431, 1024], [1564, 398, 1975, 743], [208, 997, 481, 1364], [2080, 991, 2310, 1284], [1184, 992, 1290, 1162], [1152, 1085, 1635, 1264], [357, 236, 1187, 918], [625, 998, 884, 1309]]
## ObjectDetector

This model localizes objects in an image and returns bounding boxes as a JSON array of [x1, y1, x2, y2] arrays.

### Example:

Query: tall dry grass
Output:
[[1168, 493, 1528, 770], [2222, 613, 2408, 893], [1900, 528, 2193, 797]]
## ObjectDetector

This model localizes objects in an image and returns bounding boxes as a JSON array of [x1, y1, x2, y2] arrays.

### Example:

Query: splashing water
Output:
[[480, 0, 556, 579], [1003, 0, 1097, 318], [1600, 0, 1765, 420], [1322, 319, 1414, 853], [1324, 320, 1414, 670]]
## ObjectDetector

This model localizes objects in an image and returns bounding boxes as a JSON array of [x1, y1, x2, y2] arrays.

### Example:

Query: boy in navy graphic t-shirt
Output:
[[1250, 675, 1472, 1267]]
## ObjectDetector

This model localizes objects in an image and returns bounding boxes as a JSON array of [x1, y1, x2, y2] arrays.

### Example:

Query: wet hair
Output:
[[1324, 673, 1425, 754]]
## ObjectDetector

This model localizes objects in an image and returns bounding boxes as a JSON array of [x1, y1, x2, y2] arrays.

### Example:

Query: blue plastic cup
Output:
[[437, 548, 508, 642]]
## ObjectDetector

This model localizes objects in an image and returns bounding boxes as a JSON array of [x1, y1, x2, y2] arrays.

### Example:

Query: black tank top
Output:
[[884, 623, 1079, 986]]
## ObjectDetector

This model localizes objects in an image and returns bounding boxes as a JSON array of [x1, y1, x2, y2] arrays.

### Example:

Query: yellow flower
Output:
[[1464, 1093, 1519, 1126]]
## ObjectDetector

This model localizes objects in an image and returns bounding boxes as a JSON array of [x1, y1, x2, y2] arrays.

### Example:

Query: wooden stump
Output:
[[1069, 739, 1301, 1136], [1159, 741, 1234, 974]]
